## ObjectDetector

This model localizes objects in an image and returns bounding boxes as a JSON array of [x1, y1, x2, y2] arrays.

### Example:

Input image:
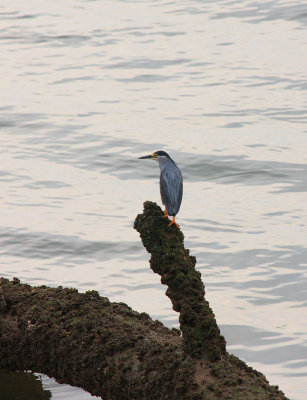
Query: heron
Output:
[[139, 150, 183, 229]]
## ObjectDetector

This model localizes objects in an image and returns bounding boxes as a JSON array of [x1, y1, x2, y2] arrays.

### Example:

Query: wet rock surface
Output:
[[134, 201, 226, 361], [0, 202, 289, 399], [0, 277, 191, 399]]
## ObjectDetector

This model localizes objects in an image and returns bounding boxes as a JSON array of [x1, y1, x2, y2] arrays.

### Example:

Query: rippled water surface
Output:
[[1, 1, 306, 399]]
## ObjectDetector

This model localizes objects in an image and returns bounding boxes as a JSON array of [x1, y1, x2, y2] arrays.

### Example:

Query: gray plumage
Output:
[[158, 155, 183, 216], [139, 150, 183, 218]]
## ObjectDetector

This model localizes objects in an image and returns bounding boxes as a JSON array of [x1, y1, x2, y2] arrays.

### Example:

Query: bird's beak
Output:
[[139, 154, 153, 159], [139, 153, 157, 160]]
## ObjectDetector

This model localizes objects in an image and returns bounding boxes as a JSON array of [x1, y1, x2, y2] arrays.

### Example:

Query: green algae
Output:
[[134, 201, 226, 361], [0, 278, 195, 400], [0, 202, 290, 399]]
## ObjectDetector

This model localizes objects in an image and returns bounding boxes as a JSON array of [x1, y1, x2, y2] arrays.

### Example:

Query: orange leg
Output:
[[162, 207, 169, 218], [168, 216, 180, 229]]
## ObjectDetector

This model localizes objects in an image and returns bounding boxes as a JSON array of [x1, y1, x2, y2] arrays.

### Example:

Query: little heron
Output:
[[139, 150, 183, 229]]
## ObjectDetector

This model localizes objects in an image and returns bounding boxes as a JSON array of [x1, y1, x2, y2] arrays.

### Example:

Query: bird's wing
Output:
[[160, 171, 169, 206], [160, 166, 183, 215]]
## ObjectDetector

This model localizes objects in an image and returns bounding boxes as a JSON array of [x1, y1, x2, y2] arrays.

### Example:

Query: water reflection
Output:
[[0, 370, 51, 400]]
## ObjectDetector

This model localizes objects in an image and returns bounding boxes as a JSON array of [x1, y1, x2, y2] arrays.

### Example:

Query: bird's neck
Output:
[[158, 157, 173, 171]]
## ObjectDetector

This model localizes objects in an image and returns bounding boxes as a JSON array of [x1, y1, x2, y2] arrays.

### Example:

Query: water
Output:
[[0, 0, 306, 399]]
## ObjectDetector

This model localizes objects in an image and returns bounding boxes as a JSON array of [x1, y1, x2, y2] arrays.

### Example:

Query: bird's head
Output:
[[139, 150, 171, 162]]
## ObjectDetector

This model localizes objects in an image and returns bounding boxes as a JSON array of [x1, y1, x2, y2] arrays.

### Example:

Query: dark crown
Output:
[[155, 150, 170, 158]]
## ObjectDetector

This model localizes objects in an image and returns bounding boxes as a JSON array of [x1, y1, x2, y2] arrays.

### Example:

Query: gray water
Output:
[[0, 1, 306, 399]]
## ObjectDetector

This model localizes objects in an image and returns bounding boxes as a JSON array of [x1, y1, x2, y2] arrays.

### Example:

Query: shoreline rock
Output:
[[0, 202, 288, 399]]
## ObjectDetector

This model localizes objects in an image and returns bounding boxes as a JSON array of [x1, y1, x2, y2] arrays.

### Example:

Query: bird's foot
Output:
[[162, 208, 169, 219], [168, 216, 180, 229]]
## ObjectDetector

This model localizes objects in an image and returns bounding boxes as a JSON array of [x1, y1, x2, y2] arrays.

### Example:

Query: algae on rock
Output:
[[0, 202, 289, 400], [134, 201, 226, 361]]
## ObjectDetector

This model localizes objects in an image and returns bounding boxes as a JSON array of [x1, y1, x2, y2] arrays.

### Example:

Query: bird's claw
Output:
[[168, 218, 180, 230]]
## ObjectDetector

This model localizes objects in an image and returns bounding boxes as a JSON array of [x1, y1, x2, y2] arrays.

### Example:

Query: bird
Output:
[[139, 150, 183, 229]]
